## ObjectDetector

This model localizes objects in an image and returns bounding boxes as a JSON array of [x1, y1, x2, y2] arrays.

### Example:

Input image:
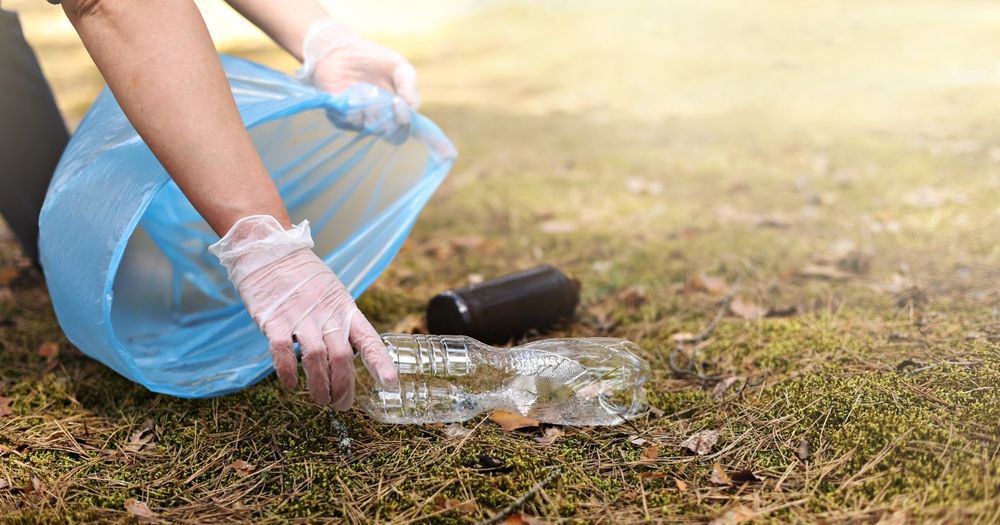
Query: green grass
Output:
[[2, 0, 1000, 522]]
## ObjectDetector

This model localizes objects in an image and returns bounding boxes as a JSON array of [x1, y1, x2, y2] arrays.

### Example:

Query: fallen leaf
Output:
[[125, 420, 156, 452], [31, 476, 45, 493], [230, 460, 255, 477], [729, 469, 761, 484], [628, 435, 647, 446], [681, 429, 720, 455], [639, 472, 667, 479], [489, 410, 541, 432], [796, 439, 810, 461], [503, 514, 532, 525], [710, 463, 732, 485], [685, 273, 729, 296], [0, 397, 12, 417], [670, 332, 696, 343], [0, 268, 18, 286], [709, 505, 754, 525], [617, 286, 648, 308], [449, 235, 486, 250], [728, 296, 766, 320], [674, 478, 689, 492], [711, 377, 741, 400], [124, 498, 156, 519], [643, 444, 660, 461], [434, 495, 477, 514], [647, 405, 665, 419], [37, 342, 60, 362], [535, 427, 564, 445], [443, 424, 473, 439]]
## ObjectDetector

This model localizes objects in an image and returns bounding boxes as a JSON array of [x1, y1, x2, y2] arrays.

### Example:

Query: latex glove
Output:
[[296, 18, 420, 110], [209, 215, 397, 408]]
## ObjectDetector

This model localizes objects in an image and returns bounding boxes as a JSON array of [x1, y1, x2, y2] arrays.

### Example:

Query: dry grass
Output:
[[2, 0, 1000, 523]]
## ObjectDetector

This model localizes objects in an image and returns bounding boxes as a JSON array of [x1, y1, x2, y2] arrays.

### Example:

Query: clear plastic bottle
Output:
[[355, 334, 651, 426]]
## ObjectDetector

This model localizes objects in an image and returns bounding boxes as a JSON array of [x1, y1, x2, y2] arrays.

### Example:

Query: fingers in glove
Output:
[[392, 62, 420, 109], [297, 322, 332, 405], [268, 322, 299, 389], [349, 307, 399, 389], [323, 314, 356, 411]]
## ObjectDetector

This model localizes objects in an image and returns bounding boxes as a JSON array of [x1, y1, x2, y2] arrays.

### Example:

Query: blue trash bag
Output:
[[38, 55, 456, 398]]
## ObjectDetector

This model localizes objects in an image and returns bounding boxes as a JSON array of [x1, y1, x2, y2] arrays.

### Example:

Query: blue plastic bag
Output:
[[39, 55, 456, 398]]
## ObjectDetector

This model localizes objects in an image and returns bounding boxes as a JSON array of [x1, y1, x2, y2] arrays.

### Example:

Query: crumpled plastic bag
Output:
[[39, 55, 456, 398]]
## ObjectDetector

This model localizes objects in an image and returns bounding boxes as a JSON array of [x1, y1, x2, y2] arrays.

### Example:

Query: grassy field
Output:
[[2, 0, 1000, 523]]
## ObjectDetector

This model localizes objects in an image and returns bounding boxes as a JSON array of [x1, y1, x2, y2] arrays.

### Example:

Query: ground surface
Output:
[[2, 1, 1000, 523]]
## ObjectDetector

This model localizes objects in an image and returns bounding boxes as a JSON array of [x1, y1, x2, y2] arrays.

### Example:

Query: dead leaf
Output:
[[489, 410, 540, 432], [535, 427, 564, 445], [729, 469, 761, 484], [0, 397, 12, 417], [628, 435, 647, 446], [670, 332, 696, 343], [709, 505, 754, 525], [711, 377, 741, 400], [31, 476, 45, 493], [230, 460, 255, 477], [728, 296, 766, 320], [710, 462, 732, 485], [37, 342, 60, 362], [647, 405, 665, 419], [443, 424, 473, 439], [685, 273, 729, 296], [796, 439, 810, 461], [681, 429, 720, 455], [449, 235, 486, 250], [125, 420, 156, 452], [643, 444, 660, 461], [503, 514, 532, 525], [124, 498, 156, 519], [0, 268, 18, 286], [617, 286, 648, 308], [797, 264, 851, 281], [674, 478, 689, 492], [434, 495, 477, 514]]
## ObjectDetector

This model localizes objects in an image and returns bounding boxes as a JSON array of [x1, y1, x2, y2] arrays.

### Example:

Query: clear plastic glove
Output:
[[209, 215, 397, 408], [296, 18, 420, 110]]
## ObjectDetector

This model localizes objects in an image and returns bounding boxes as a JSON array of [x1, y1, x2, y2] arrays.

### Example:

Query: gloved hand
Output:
[[209, 214, 398, 409], [296, 17, 420, 110]]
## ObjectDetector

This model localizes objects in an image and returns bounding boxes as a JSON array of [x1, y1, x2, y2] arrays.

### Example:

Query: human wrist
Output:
[[209, 215, 314, 286]]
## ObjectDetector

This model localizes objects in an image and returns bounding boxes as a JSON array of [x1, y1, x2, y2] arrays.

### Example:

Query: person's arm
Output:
[[61, 0, 291, 235]]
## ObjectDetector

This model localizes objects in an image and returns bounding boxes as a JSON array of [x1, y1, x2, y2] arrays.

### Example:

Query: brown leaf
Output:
[[443, 424, 473, 439], [535, 427, 564, 445], [125, 419, 156, 452], [37, 342, 60, 361], [639, 472, 667, 479], [30, 476, 45, 493], [124, 498, 156, 519], [729, 469, 761, 484], [434, 495, 477, 514], [674, 478, 689, 492], [728, 296, 766, 320], [685, 273, 729, 296], [230, 460, 255, 477], [617, 286, 648, 308], [503, 515, 532, 525], [0, 397, 13, 417], [681, 429, 719, 455], [0, 268, 19, 286], [710, 462, 732, 485], [449, 235, 486, 250], [643, 444, 660, 461], [489, 409, 540, 432], [709, 505, 754, 525], [711, 377, 741, 400]]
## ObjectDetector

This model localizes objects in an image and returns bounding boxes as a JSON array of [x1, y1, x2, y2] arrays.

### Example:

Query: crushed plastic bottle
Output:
[[356, 334, 651, 426]]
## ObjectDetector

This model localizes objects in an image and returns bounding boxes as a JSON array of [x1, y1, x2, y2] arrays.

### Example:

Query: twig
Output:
[[477, 468, 561, 525]]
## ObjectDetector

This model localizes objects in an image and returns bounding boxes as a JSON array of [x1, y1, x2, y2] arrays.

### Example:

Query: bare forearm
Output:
[[224, 0, 330, 61], [62, 0, 291, 235]]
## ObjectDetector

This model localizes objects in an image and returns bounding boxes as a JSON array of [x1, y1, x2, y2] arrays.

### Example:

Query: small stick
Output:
[[477, 468, 561, 525], [669, 289, 737, 382]]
